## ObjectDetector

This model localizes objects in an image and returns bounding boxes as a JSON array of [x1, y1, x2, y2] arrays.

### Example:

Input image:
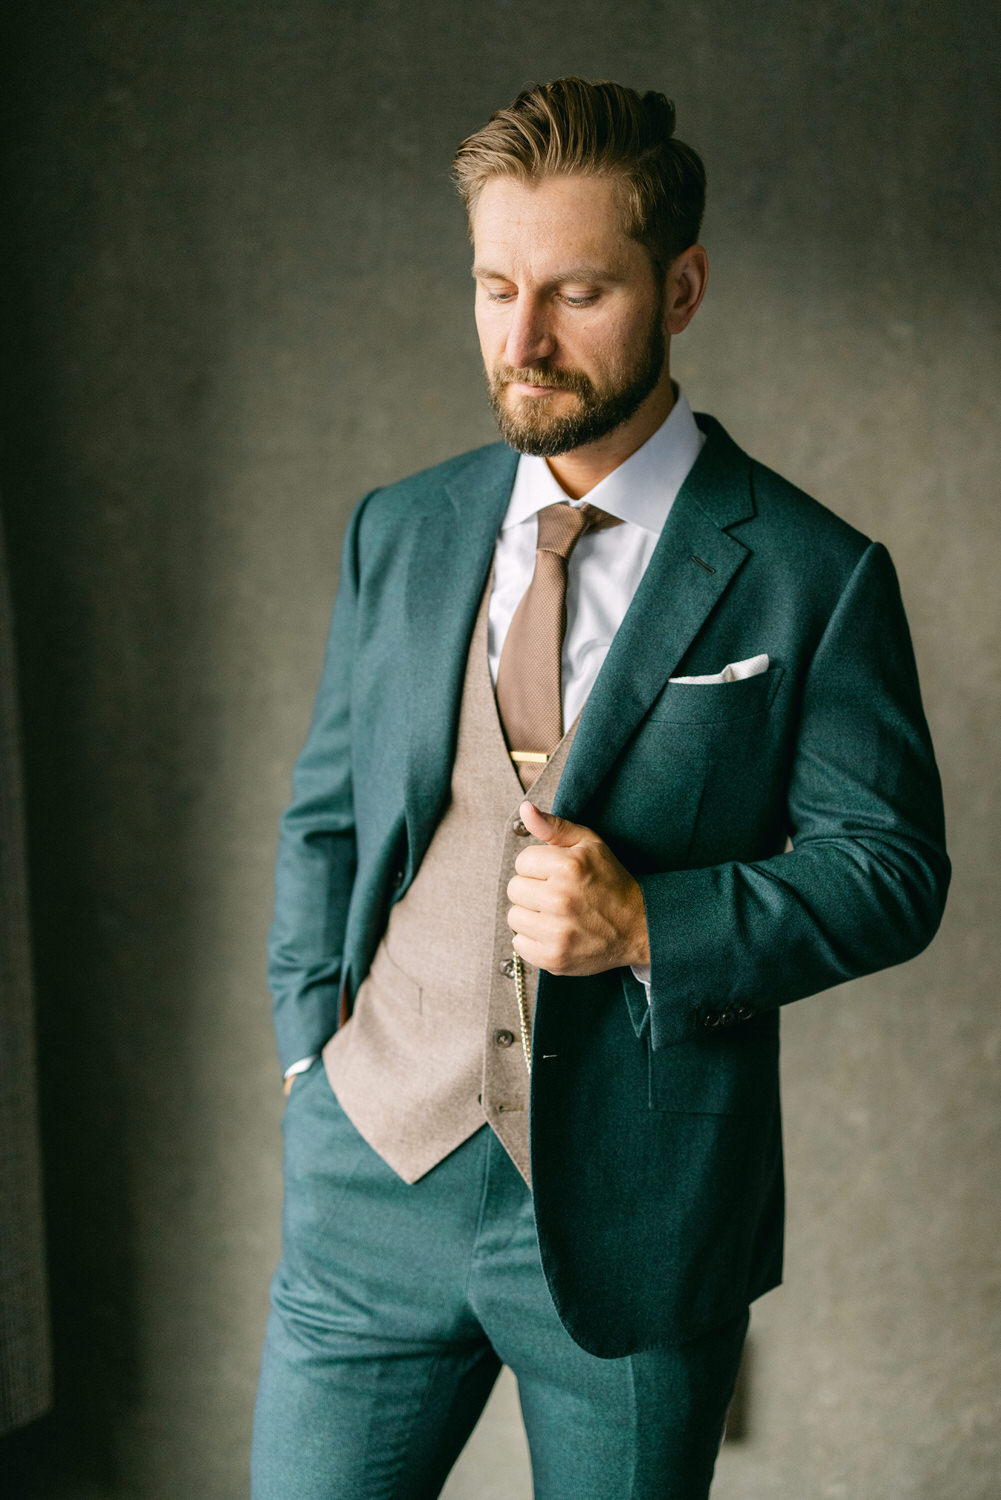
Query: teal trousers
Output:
[[251, 1058, 748, 1500]]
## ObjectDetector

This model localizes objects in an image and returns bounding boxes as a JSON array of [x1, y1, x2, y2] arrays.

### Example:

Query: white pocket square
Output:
[[669, 653, 769, 686]]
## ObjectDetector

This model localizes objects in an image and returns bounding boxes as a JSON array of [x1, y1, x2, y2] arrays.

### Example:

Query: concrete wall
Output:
[[1, 3, 997, 1495]]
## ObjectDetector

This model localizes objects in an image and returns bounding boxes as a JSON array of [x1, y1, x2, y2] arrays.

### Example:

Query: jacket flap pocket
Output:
[[648, 1029, 778, 1114]]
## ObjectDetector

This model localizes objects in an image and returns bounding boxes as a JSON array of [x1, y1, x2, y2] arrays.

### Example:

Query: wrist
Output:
[[629, 880, 650, 967]]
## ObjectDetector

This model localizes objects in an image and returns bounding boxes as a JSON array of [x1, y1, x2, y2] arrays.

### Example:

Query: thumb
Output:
[[520, 800, 598, 848]]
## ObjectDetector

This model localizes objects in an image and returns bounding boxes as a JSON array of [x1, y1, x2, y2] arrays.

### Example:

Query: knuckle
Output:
[[552, 889, 573, 917], [552, 930, 572, 967]]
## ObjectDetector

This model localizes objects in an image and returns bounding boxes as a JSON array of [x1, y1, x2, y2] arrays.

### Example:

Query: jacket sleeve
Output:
[[266, 491, 376, 1072], [637, 541, 951, 1050]]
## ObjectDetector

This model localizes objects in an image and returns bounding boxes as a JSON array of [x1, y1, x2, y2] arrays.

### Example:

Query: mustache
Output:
[[494, 364, 593, 397]]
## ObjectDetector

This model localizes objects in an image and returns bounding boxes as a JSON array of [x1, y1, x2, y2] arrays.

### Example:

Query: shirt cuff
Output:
[[283, 1055, 318, 1079], [630, 963, 652, 1003]]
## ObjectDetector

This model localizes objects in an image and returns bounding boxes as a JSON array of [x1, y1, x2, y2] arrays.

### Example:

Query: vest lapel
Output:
[[401, 445, 518, 877], [553, 418, 756, 820]]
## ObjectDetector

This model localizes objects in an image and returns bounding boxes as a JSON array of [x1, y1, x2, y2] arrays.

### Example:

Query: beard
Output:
[[485, 305, 666, 458]]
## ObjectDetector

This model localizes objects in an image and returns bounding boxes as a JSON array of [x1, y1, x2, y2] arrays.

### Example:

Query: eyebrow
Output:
[[471, 264, 623, 285]]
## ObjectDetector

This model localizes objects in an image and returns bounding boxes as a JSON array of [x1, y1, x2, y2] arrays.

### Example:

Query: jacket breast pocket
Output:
[[647, 666, 784, 725], [648, 1027, 779, 1116]]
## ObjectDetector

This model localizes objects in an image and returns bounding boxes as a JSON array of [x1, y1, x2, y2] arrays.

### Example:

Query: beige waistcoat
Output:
[[322, 573, 579, 1189]]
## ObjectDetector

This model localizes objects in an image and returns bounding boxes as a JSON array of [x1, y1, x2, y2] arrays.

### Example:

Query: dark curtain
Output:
[[0, 503, 51, 1434]]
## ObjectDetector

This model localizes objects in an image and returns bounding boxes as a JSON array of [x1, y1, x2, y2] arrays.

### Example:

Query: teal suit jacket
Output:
[[268, 414, 949, 1356]]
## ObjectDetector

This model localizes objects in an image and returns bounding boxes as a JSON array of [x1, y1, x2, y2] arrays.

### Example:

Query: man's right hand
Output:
[[283, 1075, 295, 1097]]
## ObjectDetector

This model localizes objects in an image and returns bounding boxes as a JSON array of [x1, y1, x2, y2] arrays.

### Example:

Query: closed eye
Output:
[[482, 291, 599, 308]]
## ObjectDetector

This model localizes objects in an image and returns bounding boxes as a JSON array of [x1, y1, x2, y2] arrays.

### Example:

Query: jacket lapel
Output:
[[553, 417, 757, 819], [401, 444, 518, 875], [398, 418, 758, 850]]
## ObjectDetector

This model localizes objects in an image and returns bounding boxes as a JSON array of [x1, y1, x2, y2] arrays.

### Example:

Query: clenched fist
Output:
[[506, 800, 650, 976]]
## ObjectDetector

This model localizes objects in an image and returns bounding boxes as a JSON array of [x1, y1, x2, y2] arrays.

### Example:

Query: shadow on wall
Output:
[[0, 11, 228, 1485]]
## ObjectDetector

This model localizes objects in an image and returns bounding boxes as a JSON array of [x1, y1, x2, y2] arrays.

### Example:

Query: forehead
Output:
[[471, 172, 646, 279]]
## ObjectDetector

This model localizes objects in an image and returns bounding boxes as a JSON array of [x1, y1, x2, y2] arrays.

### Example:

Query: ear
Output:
[[663, 244, 709, 336]]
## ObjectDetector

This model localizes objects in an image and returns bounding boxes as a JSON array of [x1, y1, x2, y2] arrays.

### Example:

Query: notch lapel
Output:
[[553, 418, 757, 820], [401, 445, 518, 874]]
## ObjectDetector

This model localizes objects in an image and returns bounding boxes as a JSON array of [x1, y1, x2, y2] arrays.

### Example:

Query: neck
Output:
[[544, 371, 677, 500]]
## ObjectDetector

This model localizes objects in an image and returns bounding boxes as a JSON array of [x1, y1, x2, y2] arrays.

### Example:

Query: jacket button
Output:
[[391, 867, 404, 889], [499, 958, 515, 978], [512, 819, 530, 836], [735, 1005, 753, 1021], [493, 1029, 515, 1048], [701, 1011, 721, 1029], [718, 1007, 737, 1026]]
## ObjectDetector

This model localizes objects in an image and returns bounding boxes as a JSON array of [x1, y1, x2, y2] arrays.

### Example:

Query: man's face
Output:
[[471, 173, 668, 457]]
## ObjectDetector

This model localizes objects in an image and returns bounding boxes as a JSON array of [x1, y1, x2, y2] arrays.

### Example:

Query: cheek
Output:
[[587, 300, 660, 375], [572, 328, 624, 382], [563, 309, 636, 375], [474, 306, 505, 364]]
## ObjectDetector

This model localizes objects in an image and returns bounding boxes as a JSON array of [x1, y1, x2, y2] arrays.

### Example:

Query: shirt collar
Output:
[[501, 385, 705, 534]]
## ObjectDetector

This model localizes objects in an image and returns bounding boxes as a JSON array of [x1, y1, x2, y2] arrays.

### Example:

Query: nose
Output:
[[504, 292, 556, 370]]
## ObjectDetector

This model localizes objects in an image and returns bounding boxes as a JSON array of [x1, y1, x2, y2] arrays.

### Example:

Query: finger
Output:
[[506, 903, 554, 943], [519, 800, 598, 848], [513, 842, 565, 879], [507, 873, 562, 911], [511, 930, 550, 968]]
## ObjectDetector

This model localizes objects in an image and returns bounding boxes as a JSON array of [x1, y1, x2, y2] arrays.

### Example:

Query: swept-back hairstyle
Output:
[[452, 77, 706, 273]]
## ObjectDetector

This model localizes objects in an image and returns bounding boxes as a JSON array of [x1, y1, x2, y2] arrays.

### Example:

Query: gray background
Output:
[[1, 1, 998, 1495]]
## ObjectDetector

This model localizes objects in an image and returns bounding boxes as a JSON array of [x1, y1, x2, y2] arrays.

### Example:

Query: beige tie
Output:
[[496, 502, 622, 790]]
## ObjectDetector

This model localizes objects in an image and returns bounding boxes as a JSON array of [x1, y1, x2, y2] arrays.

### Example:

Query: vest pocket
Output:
[[367, 938, 423, 1013]]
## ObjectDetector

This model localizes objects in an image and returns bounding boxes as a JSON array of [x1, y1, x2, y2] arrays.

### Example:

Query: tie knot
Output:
[[535, 502, 621, 559]]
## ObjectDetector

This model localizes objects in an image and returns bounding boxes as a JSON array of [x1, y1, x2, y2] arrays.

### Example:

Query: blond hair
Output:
[[452, 77, 706, 272]]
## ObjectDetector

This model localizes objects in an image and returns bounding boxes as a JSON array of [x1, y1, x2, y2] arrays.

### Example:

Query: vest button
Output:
[[493, 1029, 515, 1048], [512, 819, 530, 836], [391, 867, 404, 888], [499, 958, 515, 978]]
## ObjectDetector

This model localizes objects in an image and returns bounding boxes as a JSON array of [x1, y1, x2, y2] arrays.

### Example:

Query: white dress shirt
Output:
[[488, 387, 704, 1001], [284, 389, 705, 1076], [488, 387, 704, 728]]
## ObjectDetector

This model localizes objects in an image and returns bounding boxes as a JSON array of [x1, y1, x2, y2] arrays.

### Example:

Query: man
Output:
[[251, 78, 949, 1499]]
